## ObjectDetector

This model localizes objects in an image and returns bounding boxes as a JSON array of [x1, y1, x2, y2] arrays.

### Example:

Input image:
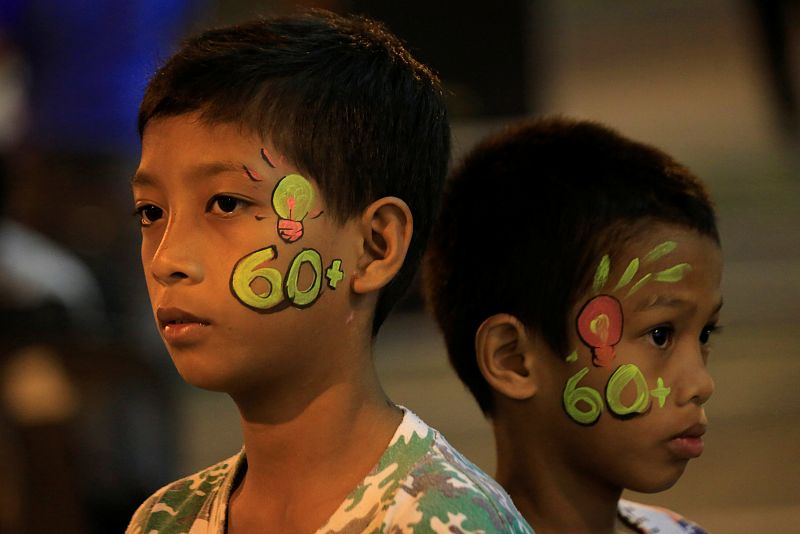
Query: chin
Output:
[[169, 351, 240, 393], [175, 367, 235, 392], [626, 462, 687, 494]]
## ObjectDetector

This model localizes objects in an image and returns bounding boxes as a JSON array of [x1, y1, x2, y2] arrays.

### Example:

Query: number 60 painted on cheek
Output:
[[231, 246, 337, 311], [563, 363, 654, 425]]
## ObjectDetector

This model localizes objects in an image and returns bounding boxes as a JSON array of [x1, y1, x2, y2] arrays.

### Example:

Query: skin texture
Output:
[[480, 224, 723, 534], [133, 113, 411, 533]]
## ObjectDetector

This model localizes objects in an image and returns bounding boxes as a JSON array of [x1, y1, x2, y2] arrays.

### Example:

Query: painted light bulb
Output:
[[272, 173, 315, 243], [577, 295, 623, 367]]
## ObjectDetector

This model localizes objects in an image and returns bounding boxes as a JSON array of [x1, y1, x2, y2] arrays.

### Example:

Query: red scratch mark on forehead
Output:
[[260, 148, 276, 168], [242, 165, 263, 182]]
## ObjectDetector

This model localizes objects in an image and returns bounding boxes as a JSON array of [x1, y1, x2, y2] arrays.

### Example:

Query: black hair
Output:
[[423, 117, 719, 415], [139, 10, 450, 333]]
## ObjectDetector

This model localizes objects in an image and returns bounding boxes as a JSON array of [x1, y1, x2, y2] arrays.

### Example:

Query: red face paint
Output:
[[576, 295, 623, 367], [278, 218, 303, 242], [242, 165, 263, 181], [260, 148, 276, 168]]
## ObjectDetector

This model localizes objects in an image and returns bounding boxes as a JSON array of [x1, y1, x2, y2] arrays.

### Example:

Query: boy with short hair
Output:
[[127, 11, 532, 534], [424, 117, 721, 533]]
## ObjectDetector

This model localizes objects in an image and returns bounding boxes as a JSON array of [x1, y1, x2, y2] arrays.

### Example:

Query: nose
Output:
[[675, 345, 715, 406], [147, 216, 205, 286]]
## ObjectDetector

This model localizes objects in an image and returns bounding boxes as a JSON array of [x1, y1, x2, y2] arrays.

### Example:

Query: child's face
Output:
[[132, 113, 360, 395], [538, 224, 722, 493]]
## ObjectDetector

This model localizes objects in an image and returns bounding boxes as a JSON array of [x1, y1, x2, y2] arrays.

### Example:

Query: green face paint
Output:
[[564, 240, 687, 426], [614, 258, 639, 291], [563, 363, 670, 426], [587, 240, 691, 299], [653, 263, 692, 283], [643, 240, 677, 264], [231, 246, 343, 312], [325, 259, 345, 289], [649, 377, 671, 408], [231, 246, 284, 310], [605, 363, 650, 417], [592, 254, 611, 293], [285, 248, 323, 308], [272, 173, 316, 243], [626, 272, 653, 297], [563, 366, 604, 425]]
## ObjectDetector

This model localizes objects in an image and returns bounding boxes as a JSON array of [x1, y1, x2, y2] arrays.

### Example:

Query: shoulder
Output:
[[618, 499, 707, 534], [126, 451, 242, 534], [381, 410, 533, 534]]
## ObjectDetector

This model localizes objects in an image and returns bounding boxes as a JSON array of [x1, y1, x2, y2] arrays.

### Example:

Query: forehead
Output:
[[582, 223, 722, 311], [133, 113, 311, 198], [624, 225, 721, 278], [137, 114, 261, 171]]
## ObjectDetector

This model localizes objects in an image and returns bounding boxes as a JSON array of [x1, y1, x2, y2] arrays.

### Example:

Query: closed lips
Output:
[[157, 307, 210, 327]]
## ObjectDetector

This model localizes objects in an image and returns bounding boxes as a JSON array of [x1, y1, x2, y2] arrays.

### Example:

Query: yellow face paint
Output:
[[272, 173, 316, 243], [231, 246, 345, 312], [592, 254, 611, 293], [606, 364, 650, 417], [325, 259, 345, 289], [563, 363, 671, 425], [285, 248, 323, 308], [231, 246, 284, 311], [563, 241, 685, 426], [563, 366, 604, 425], [649, 377, 671, 408]]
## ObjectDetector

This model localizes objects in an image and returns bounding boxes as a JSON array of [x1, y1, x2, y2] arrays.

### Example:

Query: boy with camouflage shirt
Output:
[[127, 11, 532, 534]]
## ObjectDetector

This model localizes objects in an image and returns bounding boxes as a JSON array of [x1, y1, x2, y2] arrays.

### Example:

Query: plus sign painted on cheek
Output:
[[325, 259, 345, 289], [649, 377, 672, 408]]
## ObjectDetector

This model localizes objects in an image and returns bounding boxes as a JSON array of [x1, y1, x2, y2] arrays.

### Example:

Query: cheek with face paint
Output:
[[230, 246, 346, 312], [228, 147, 346, 312], [561, 241, 689, 426], [562, 363, 672, 425], [228, 147, 351, 318]]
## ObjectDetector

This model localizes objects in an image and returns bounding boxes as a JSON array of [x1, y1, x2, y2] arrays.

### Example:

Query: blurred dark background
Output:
[[0, 1, 797, 532]]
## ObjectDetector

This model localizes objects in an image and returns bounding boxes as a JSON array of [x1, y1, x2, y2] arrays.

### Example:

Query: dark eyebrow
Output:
[[131, 161, 245, 189], [635, 295, 724, 315], [635, 295, 689, 312], [130, 171, 154, 189]]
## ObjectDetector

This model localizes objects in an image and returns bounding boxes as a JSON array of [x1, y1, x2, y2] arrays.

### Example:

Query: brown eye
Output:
[[700, 324, 720, 345], [136, 205, 163, 226], [216, 196, 238, 212], [208, 195, 248, 215], [648, 326, 673, 348]]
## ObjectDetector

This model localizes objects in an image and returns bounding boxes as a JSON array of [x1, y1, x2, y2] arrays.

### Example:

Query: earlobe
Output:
[[351, 196, 413, 294], [476, 314, 538, 401]]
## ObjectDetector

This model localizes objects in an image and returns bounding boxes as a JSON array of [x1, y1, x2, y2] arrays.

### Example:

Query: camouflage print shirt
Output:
[[617, 499, 707, 534], [126, 407, 534, 534]]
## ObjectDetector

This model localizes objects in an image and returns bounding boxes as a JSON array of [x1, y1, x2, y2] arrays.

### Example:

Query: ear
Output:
[[351, 196, 413, 294], [476, 314, 538, 401]]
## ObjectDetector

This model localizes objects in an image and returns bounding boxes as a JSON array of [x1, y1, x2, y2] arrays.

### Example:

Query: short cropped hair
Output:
[[139, 10, 450, 334], [424, 117, 719, 415]]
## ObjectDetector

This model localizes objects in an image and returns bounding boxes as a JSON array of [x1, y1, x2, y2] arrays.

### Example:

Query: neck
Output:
[[493, 417, 623, 534], [237, 378, 400, 486], [229, 338, 402, 506]]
